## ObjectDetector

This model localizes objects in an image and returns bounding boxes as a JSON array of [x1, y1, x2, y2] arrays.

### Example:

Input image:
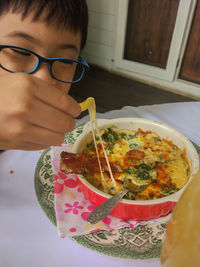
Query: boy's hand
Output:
[[0, 73, 81, 150]]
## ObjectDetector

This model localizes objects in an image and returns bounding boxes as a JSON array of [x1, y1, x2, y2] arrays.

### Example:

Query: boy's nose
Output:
[[33, 62, 57, 86]]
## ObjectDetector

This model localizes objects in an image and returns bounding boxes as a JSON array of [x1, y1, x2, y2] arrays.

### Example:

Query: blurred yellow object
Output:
[[161, 169, 200, 267], [80, 97, 96, 123], [80, 97, 95, 112]]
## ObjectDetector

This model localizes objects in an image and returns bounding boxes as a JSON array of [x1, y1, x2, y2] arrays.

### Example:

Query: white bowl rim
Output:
[[73, 117, 200, 205]]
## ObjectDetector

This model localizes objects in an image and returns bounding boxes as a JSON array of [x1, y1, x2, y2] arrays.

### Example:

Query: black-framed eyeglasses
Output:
[[0, 44, 89, 83]]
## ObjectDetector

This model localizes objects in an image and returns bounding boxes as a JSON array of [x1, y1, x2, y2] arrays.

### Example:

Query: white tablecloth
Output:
[[0, 102, 199, 267]]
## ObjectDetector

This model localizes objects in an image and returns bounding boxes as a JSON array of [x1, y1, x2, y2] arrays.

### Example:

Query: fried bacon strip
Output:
[[60, 151, 122, 175], [125, 150, 145, 160]]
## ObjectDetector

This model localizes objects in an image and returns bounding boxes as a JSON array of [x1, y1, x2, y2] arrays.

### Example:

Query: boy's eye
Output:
[[56, 60, 77, 69], [11, 48, 31, 57], [59, 59, 74, 65]]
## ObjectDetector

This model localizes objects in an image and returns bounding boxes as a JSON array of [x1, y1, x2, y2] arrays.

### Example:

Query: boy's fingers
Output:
[[20, 124, 65, 147], [33, 78, 81, 118], [28, 99, 76, 133], [0, 140, 48, 151]]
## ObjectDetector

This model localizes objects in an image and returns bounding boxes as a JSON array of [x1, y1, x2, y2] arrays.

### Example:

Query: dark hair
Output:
[[0, 0, 88, 49]]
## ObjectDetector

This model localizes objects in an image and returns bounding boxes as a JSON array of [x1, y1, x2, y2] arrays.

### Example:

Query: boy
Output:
[[0, 0, 88, 150]]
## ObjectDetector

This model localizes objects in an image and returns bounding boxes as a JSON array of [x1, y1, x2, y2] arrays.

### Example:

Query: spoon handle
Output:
[[87, 189, 129, 224]]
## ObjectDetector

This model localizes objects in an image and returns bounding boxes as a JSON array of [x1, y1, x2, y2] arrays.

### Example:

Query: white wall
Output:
[[82, 0, 118, 70]]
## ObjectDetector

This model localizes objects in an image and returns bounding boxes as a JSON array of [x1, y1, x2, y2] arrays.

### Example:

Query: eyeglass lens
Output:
[[0, 47, 37, 72], [51, 60, 84, 82]]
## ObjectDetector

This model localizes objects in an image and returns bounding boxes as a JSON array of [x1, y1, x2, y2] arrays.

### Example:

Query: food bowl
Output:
[[72, 118, 199, 220]]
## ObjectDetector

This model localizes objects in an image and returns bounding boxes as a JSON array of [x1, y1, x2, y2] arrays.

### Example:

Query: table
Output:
[[0, 102, 199, 267]]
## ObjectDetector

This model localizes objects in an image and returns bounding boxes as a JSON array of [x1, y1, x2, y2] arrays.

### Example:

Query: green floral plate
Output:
[[34, 125, 200, 260]]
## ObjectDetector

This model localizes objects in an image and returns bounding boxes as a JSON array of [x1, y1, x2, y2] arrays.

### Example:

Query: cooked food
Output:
[[60, 126, 190, 200]]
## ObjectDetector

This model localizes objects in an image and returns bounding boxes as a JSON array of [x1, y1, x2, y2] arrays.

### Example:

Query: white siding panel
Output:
[[87, 0, 115, 15], [82, 53, 113, 70], [87, 26, 113, 46], [83, 42, 113, 60], [83, 0, 118, 71], [88, 11, 115, 31]]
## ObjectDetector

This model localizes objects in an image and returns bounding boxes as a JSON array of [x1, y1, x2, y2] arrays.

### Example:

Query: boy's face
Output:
[[0, 12, 82, 93]]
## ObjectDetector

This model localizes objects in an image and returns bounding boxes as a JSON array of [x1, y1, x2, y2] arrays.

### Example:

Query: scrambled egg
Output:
[[82, 127, 190, 200]]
